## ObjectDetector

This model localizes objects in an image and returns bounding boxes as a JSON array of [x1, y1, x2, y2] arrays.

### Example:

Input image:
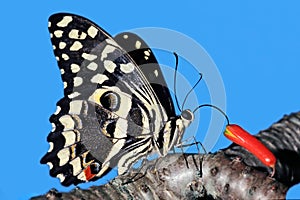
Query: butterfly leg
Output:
[[121, 156, 155, 185], [175, 136, 206, 178]]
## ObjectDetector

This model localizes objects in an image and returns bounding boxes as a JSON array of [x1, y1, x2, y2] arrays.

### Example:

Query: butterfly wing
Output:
[[114, 32, 176, 118], [41, 13, 168, 186]]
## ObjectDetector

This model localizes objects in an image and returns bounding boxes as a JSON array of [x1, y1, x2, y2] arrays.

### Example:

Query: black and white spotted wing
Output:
[[114, 32, 175, 118], [41, 13, 194, 186]]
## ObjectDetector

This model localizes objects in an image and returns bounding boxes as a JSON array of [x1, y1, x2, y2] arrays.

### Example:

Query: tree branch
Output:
[[32, 111, 300, 199]]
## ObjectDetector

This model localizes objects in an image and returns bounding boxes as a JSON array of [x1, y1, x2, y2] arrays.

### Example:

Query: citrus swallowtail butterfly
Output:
[[41, 13, 194, 186]]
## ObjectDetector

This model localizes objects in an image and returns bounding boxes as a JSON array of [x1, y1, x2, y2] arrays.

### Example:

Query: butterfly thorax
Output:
[[154, 109, 194, 156]]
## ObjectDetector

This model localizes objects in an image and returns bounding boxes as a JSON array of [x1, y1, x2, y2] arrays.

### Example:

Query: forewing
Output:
[[41, 13, 167, 186], [114, 32, 175, 118]]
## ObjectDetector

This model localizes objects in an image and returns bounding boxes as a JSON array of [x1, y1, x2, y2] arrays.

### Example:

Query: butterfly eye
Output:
[[181, 109, 194, 121], [100, 91, 120, 111]]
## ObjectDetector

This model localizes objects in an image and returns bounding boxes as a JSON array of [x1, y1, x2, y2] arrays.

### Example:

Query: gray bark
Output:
[[31, 111, 300, 199]]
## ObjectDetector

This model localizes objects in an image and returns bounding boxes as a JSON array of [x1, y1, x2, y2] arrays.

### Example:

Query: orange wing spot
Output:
[[84, 166, 96, 181]]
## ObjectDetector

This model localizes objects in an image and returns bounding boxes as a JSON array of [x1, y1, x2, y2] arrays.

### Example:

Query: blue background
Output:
[[1, 1, 299, 199]]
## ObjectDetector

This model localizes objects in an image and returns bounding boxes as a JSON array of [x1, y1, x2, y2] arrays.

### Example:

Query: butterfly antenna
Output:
[[181, 72, 203, 111], [173, 52, 182, 112], [193, 104, 230, 125]]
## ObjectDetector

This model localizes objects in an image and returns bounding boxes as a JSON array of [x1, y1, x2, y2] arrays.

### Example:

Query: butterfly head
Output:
[[181, 109, 194, 128]]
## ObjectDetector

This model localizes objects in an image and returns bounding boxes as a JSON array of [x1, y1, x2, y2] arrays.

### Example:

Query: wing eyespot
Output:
[[90, 162, 101, 174], [100, 91, 120, 111]]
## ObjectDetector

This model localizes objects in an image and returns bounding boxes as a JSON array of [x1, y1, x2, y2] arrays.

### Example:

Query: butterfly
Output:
[[40, 13, 194, 186]]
